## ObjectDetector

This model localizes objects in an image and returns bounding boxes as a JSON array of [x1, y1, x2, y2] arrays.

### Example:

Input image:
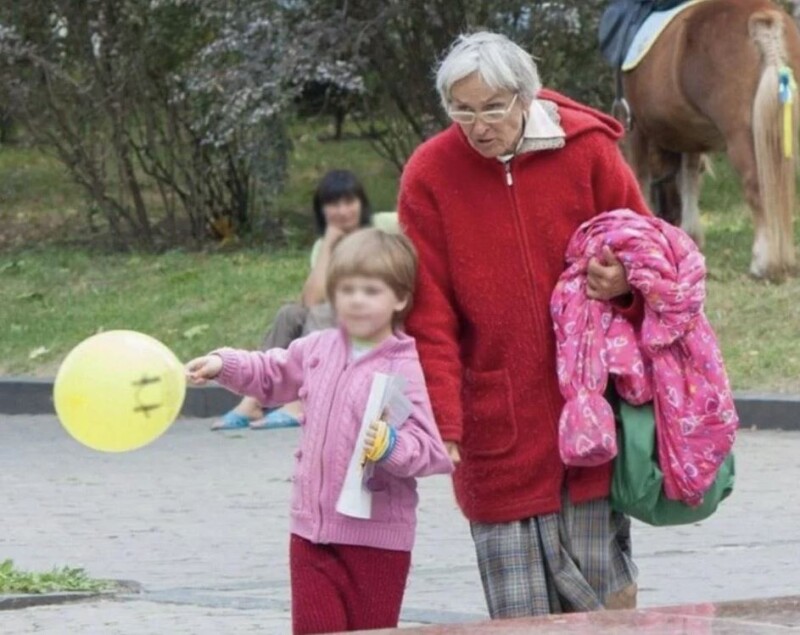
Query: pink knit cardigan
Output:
[[550, 209, 738, 505]]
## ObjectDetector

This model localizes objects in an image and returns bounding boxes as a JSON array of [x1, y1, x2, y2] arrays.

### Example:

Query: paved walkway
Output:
[[1, 416, 799, 633]]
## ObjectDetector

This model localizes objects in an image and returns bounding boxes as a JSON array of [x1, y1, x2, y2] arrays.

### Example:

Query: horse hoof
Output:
[[749, 262, 791, 282]]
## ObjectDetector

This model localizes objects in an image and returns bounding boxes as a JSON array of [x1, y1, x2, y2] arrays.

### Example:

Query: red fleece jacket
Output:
[[399, 89, 650, 523]]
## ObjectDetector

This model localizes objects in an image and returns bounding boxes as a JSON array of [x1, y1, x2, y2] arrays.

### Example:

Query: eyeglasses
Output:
[[447, 94, 518, 125]]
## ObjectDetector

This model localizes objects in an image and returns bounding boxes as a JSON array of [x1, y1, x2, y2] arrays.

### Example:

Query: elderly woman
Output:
[[399, 32, 649, 618]]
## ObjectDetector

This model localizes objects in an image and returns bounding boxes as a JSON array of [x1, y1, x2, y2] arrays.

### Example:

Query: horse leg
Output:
[[624, 122, 654, 209], [650, 148, 682, 227], [678, 152, 705, 247], [725, 130, 770, 277]]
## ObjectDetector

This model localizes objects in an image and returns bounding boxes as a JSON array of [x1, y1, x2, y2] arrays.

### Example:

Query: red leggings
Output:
[[290, 534, 411, 634]]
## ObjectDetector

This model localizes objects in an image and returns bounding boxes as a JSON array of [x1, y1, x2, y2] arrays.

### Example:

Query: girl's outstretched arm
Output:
[[210, 332, 318, 408]]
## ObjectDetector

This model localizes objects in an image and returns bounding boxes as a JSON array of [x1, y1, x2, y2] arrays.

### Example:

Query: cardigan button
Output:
[[309, 357, 320, 368]]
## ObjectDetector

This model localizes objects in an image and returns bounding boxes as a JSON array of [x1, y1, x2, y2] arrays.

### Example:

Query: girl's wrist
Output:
[[365, 420, 396, 463], [210, 354, 224, 377], [377, 426, 397, 462]]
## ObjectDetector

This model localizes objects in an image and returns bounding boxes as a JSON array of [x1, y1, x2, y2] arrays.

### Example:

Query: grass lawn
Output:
[[279, 121, 399, 217], [697, 156, 800, 392], [1, 123, 798, 392], [0, 248, 308, 377]]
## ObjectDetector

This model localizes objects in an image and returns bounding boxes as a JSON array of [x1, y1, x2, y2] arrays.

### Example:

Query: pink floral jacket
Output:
[[550, 209, 738, 505]]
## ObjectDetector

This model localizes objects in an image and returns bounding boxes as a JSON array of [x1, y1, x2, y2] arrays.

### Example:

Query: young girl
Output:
[[186, 228, 453, 634]]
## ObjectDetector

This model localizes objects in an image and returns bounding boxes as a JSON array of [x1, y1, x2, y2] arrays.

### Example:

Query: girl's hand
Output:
[[587, 246, 630, 300], [185, 355, 223, 385], [445, 441, 461, 465], [362, 419, 395, 465], [364, 419, 386, 455]]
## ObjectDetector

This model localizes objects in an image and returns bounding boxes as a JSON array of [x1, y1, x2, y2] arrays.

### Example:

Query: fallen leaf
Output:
[[29, 346, 50, 360], [16, 291, 44, 302], [183, 324, 210, 339], [0, 260, 24, 274]]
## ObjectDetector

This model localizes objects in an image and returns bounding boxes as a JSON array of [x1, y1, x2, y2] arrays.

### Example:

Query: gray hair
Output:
[[435, 32, 541, 111]]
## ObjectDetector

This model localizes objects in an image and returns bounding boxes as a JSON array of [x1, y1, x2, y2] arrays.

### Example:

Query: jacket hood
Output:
[[538, 88, 624, 142]]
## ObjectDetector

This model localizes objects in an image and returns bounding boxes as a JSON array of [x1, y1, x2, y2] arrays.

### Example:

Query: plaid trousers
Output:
[[470, 494, 637, 618]]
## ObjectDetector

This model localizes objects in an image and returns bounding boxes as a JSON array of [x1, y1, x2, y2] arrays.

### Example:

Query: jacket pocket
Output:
[[461, 368, 519, 457], [368, 470, 415, 524]]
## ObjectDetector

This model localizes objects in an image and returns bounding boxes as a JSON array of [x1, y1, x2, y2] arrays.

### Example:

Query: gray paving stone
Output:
[[1, 416, 798, 633]]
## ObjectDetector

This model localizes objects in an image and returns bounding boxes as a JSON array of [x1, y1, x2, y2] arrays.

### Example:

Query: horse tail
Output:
[[749, 11, 797, 278]]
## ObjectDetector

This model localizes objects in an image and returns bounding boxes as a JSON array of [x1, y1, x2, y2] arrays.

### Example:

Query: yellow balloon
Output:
[[54, 330, 186, 452]]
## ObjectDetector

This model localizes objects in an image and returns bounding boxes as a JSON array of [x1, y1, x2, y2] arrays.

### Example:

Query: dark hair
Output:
[[312, 170, 372, 235]]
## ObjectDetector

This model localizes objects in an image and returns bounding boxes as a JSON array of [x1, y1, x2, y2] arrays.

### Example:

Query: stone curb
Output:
[[0, 378, 238, 419], [0, 591, 106, 611], [0, 580, 142, 611], [1, 377, 799, 430]]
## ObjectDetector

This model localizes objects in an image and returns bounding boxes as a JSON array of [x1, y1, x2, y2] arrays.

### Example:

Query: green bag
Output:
[[610, 399, 735, 526]]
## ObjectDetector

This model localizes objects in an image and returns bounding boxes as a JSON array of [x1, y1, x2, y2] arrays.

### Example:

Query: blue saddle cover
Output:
[[599, 0, 687, 68]]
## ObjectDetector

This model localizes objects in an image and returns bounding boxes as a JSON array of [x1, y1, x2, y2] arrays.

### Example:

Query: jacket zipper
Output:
[[504, 164, 539, 309], [503, 157, 564, 483], [316, 355, 349, 541], [313, 338, 395, 541]]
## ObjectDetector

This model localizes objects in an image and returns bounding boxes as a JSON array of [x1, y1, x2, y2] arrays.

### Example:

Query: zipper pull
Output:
[[505, 161, 513, 186]]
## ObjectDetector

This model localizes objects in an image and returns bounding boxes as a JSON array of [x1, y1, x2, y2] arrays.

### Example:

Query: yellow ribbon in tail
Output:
[[778, 66, 797, 159]]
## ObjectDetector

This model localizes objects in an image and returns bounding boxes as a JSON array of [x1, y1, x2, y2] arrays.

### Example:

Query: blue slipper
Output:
[[211, 410, 252, 431], [249, 409, 300, 430]]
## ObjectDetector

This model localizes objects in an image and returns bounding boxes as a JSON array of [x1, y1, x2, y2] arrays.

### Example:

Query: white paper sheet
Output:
[[335, 373, 413, 519]]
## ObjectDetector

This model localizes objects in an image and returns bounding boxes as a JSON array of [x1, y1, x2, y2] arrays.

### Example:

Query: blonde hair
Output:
[[326, 228, 418, 325]]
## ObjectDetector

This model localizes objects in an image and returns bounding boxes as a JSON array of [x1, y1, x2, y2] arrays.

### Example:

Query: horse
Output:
[[621, 0, 800, 280]]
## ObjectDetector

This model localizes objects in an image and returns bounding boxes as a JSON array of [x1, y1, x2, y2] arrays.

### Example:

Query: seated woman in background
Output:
[[213, 169, 373, 430]]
